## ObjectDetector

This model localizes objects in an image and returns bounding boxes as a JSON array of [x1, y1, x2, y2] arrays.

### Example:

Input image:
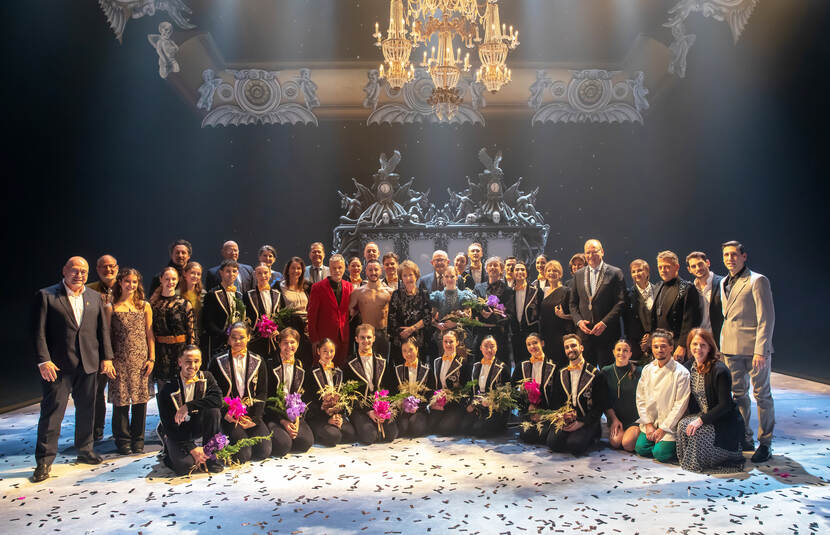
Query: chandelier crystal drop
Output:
[[372, 0, 519, 119]]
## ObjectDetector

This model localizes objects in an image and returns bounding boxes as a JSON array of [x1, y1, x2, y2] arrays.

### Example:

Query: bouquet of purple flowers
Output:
[[266, 389, 307, 424], [402, 395, 420, 414], [203, 433, 230, 460], [285, 392, 307, 423]]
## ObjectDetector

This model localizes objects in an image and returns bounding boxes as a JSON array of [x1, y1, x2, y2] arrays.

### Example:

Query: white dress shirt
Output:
[[569, 363, 583, 401], [636, 359, 691, 441], [323, 367, 333, 386], [407, 366, 418, 385], [359, 354, 374, 390], [589, 262, 605, 295], [184, 381, 195, 403], [440, 358, 454, 388], [233, 353, 248, 397], [260, 289, 272, 316], [637, 282, 654, 311], [63, 281, 85, 326], [478, 363, 492, 391], [282, 363, 295, 395], [515, 285, 527, 324], [531, 361, 543, 385], [695, 272, 714, 331]]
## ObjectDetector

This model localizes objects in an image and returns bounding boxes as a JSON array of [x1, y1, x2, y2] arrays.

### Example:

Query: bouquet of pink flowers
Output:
[[522, 380, 542, 406], [223, 396, 248, 420], [256, 315, 279, 338], [372, 389, 393, 438]]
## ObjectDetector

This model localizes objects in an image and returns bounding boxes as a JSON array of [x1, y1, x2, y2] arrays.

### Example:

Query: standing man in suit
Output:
[[650, 251, 701, 361], [418, 250, 461, 292], [462, 242, 485, 290], [307, 254, 353, 367], [205, 241, 254, 293], [32, 257, 116, 482], [304, 242, 330, 284], [86, 254, 118, 441], [686, 251, 725, 342], [149, 239, 192, 294], [473, 256, 515, 365], [719, 240, 775, 462], [624, 259, 654, 362], [569, 239, 625, 368]]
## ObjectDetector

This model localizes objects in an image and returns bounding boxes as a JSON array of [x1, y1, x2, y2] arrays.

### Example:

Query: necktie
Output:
[[282, 358, 295, 366], [567, 358, 584, 371], [185, 375, 200, 385], [406, 362, 418, 369], [226, 285, 237, 293], [322, 362, 334, 370], [441, 355, 454, 362], [481, 358, 494, 366], [529, 354, 544, 363]]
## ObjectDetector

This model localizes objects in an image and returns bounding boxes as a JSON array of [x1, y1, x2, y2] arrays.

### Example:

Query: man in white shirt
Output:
[[32, 257, 116, 483], [634, 329, 691, 463], [304, 242, 330, 283], [686, 251, 725, 342]]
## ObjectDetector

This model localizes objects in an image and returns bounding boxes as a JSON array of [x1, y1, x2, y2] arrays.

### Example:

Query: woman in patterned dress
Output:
[[387, 260, 432, 366], [677, 328, 745, 473], [105, 268, 154, 455], [150, 266, 196, 388]]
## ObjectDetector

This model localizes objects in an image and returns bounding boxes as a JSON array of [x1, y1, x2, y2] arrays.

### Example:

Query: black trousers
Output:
[[310, 418, 356, 446], [580, 332, 616, 368], [112, 403, 147, 448], [351, 410, 399, 444], [268, 419, 314, 457], [220, 418, 272, 462], [161, 407, 222, 475], [36, 369, 97, 465], [546, 421, 601, 456], [469, 411, 508, 438], [427, 404, 465, 436], [397, 411, 429, 438], [93, 373, 107, 436]]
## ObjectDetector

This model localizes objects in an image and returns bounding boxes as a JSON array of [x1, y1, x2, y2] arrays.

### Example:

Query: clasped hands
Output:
[[578, 320, 606, 336], [644, 423, 666, 443]]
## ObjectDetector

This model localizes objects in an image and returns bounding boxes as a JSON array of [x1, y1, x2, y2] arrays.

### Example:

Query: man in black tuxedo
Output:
[[157, 346, 224, 475], [509, 261, 541, 365], [650, 251, 701, 361], [569, 239, 625, 368], [624, 259, 654, 362], [32, 257, 116, 482], [686, 251, 724, 343], [149, 239, 192, 294], [205, 241, 254, 293], [202, 260, 247, 360], [461, 242, 485, 290]]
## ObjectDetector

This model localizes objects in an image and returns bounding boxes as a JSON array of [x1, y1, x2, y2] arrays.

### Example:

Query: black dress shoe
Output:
[[751, 444, 772, 463], [116, 444, 132, 455], [206, 459, 224, 473], [741, 438, 755, 452], [93, 430, 104, 442], [32, 463, 51, 483], [76, 452, 104, 465], [132, 444, 145, 454]]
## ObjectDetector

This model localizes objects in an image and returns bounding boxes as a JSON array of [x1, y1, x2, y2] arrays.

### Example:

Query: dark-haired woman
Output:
[[150, 266, 196, 388], [105, 268, 154, 454], [258, 245, 283, 288], [208, 322, 272, 463], [267, 328, 314, 457], [677, 329, 745, 473], [515, 333, 560, 445], [427, 329, 470, 436], [465, 336, 509, 437], [280, 256, 314, 368], [306, 338, 356, 446], [393, 337, 432, 438], [601, 339, 642, 452]]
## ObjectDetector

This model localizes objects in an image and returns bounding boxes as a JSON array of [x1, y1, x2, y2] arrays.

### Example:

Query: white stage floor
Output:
[[1, 373, 828, 534]]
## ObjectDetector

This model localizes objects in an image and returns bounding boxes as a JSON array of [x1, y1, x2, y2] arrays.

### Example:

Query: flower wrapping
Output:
[[431, 390, 448, 410], [523, 380, 542, 406], [285, 392, 307, 422], [223, 396, 248, 420], [402, 395, 420, 414]]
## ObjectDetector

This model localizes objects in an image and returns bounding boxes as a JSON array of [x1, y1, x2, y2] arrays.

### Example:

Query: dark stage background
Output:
[[2, 1, 828, 409]]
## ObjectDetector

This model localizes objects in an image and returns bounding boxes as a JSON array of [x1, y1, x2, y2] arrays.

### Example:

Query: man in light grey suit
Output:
[[304, 242, 330, 283], [719, 240, 775, 463]]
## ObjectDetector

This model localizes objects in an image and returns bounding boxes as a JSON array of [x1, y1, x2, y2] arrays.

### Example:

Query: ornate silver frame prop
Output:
[[99, 0, 195, 43], [332, 148, 549, 269]]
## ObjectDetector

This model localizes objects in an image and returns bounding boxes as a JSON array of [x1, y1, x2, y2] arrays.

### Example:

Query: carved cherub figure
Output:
[[148, 21, 179, 79], [297, 68, 320, 110], [197, 69, 223, 111]]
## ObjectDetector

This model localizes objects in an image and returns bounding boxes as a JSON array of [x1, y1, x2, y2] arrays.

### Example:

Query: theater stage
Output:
[[1, 373, 828, 535]]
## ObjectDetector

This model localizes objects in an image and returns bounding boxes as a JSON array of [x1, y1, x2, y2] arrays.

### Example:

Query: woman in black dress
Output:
[[601, 339, 642, 452], [150, 266, 196, 388], [388, 260, 432, 366], [538, 260, 572, 367]]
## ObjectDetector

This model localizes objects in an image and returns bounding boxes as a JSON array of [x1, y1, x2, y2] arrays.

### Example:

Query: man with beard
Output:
[[350, 260, 393, 358], [86, 254, 118, 441]]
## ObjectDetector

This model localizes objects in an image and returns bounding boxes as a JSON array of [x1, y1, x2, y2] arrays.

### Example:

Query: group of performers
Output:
[[30, 236, 775, 483]]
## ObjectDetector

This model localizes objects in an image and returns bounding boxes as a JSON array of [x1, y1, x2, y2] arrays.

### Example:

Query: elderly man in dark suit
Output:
[[205, 240, 254, 293], [569, 239, 625, 368], [32, 256, 116, 482]]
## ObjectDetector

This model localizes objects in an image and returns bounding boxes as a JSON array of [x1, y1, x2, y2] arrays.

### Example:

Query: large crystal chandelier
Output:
[[373, 0, 519, 120]]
